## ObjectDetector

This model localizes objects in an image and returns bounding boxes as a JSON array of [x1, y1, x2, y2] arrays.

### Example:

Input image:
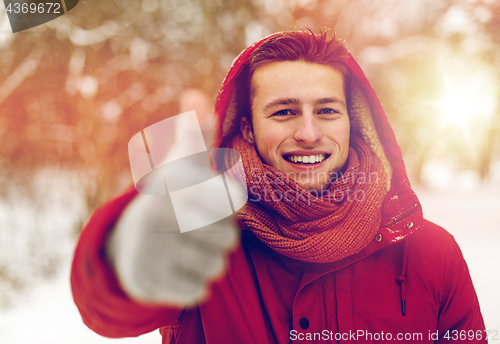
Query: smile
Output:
[[283, 153, 330, 164]]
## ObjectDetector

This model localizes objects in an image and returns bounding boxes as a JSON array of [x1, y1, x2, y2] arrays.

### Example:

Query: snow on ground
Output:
[[0, 261, 161, 344], [0, 168, 499, 343]]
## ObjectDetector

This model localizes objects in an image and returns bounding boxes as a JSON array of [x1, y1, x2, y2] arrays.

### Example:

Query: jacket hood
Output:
[[213, 31, 422, 232]]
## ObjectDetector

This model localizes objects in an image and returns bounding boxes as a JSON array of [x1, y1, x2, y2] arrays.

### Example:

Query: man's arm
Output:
[[71, 182, 238, 338], [71, 186, 183, 338]]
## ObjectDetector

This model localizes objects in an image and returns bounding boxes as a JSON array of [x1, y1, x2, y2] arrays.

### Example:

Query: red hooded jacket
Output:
[[71, 33, 486, 343]]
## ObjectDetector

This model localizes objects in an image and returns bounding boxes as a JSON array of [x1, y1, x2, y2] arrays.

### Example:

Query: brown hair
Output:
[[248, 28, 351, 113]]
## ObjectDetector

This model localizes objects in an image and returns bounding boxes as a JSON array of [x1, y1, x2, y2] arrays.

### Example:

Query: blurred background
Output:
[[0, 0, 499, 342]]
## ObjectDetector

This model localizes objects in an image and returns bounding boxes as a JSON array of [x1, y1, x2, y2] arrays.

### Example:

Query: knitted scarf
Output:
[[226, 134, 387, 263]]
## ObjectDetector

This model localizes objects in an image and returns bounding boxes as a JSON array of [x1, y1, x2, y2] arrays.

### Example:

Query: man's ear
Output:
[[241, 116, 254, 144]]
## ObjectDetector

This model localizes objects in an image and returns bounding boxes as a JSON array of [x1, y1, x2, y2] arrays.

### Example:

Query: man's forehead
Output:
[[250, 60, 346, 95], [252, 60, 344, 77]]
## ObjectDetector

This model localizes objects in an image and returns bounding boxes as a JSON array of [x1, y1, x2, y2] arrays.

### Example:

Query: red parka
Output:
[[71, 33, 486, 343]]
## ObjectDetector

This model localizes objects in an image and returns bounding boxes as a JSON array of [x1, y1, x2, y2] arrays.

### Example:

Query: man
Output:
[[71, 29, 486, 343]]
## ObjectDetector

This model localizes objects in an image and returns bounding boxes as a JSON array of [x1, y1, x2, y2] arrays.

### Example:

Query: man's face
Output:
[[241, 61, 350, 192]]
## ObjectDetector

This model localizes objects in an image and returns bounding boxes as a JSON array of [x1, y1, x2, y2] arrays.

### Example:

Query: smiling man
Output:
[[241, 60, 350, 192], [71, 29, 486, 343]]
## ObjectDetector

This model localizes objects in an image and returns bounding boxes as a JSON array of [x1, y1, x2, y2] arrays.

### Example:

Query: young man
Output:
[[72, 30, 486, 343]]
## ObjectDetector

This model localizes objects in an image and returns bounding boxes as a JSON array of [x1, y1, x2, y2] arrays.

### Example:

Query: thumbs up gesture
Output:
[[108, 111, 246, 307], [107, 190, 239, 307]]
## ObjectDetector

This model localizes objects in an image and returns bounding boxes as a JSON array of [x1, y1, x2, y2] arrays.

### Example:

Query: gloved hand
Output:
[[109, 111, 245, 308], [107, 184, 240, 308]]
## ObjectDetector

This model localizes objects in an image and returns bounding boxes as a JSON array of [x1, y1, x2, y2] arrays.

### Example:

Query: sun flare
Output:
[[436, 70, 496, 128], [437, 86, 476, 127]]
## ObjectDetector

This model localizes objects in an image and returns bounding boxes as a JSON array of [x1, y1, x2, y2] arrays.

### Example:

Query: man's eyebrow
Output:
[[315, 97, 347, 108], [264, 98, 299, 110], [264, 97, 347, 110]]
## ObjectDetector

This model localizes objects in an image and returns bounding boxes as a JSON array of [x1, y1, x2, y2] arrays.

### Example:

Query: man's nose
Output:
[[293, 114, 322, 145]]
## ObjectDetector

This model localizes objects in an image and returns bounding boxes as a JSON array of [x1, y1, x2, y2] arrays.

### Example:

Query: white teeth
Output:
[[285, 154, 326, 164]]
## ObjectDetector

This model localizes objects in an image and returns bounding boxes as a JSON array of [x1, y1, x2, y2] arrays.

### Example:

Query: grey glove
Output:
[[107, 182, 239, 307]]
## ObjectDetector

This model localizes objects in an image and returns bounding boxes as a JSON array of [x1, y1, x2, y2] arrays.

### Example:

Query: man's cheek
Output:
[[254, 142, 272, 167], [257, 137, 278, 166]]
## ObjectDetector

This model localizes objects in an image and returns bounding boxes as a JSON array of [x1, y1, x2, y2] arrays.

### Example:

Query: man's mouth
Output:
[[283, 153, 330, 164]]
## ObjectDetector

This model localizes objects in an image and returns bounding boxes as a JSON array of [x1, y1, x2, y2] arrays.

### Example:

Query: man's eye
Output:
[[319, 108, 338, 115], [273, 110, 292, 117]]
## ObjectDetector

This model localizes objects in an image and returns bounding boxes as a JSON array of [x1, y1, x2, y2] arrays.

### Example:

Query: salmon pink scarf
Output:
[[227, 134, 387, 263]]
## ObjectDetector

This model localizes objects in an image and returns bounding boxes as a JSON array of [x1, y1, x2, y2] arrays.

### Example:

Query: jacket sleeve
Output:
[[70, 186, 183, 338], [435, 232, 487, 343]]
